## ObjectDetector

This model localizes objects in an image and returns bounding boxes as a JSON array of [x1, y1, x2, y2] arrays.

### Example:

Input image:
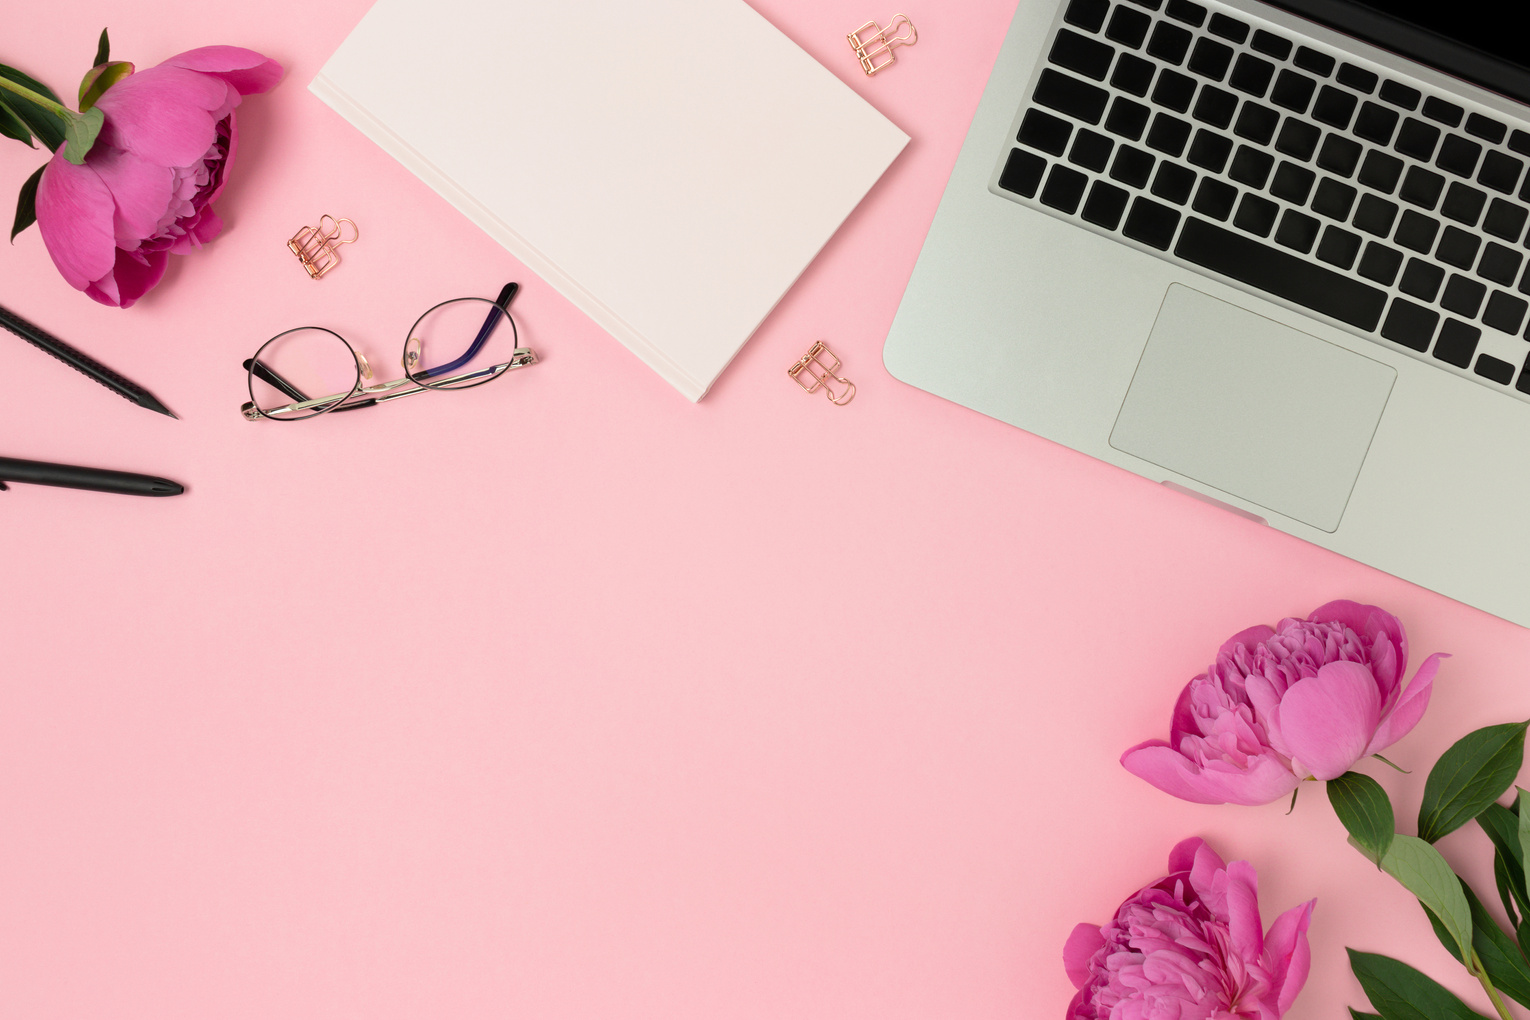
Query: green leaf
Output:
[[1480, 802, 1530, 919], [1351, 1012, 1384, 1020], [1331, 771, 1397, 866], [1494, 851, 1522, 929], [0, 65, 66, 151], [11, 163, 42, 241], [0, 95, 34, 145], [1517, 788, 1530, 883], [94, 28, 110, 69], [77, 61, 133, 113], [1424, 878, 1530, 1009], [59, 106, 103, 165], [1377, 834, 1474, 963], [1348, 949, 1493, 1020], [1419, 721, 1530, 843]]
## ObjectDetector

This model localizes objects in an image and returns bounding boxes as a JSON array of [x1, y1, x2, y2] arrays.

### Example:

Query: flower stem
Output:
[[0, 75, 71, 118], [1470, 948, 1516, 1020]]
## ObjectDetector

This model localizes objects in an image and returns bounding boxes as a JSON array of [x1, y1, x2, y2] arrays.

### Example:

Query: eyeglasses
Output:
[[240, 283, 538, 421]]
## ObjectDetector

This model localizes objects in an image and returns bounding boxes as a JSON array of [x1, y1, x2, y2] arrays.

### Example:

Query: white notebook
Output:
[[311, 0, 909, 400]]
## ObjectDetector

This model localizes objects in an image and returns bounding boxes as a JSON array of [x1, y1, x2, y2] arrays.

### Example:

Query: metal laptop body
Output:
[[885, 0, 1530, 626]]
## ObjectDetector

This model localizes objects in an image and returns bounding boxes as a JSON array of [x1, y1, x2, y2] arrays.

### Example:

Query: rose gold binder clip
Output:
[[848, 14, 918, 76], [287, 215, 358, 279], [788, 341, 856, 405]]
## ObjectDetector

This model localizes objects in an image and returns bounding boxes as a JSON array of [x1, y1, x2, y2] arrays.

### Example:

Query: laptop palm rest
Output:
[[1109, 285, 1396, 533]]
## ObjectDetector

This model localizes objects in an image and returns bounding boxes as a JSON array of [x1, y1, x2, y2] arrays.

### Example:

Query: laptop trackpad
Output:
[[1109, 285, 1395, 533]]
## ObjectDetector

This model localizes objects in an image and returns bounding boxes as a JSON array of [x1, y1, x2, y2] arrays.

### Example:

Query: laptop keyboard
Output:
[[991, 0, 1530, 399]]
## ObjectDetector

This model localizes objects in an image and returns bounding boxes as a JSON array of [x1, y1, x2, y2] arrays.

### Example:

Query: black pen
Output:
[[0, 457, 184, 496], [0, 303, 177, 418]]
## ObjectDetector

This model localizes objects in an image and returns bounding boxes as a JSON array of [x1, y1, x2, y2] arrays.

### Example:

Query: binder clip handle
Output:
[[788, 341, 856, 405]]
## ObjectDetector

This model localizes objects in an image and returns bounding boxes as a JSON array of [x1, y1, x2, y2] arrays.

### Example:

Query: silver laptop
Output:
[[885, 0, 1530, 626]]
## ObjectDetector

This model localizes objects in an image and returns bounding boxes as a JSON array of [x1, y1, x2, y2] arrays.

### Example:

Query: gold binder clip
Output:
[[788, 341, 856, 405], [848, 14, 918, 76], [287, 215, 358, 279]]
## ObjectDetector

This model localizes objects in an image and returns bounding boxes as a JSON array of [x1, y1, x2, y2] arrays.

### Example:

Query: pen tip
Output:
[[142, 396, 177, 418]]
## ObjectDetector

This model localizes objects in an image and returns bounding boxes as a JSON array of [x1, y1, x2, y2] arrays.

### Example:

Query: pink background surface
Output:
[[4, 1, 1530, 1017]]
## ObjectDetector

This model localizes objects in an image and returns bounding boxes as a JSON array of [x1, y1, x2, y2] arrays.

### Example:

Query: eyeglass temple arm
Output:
[[418, 282, 518, 380], [244, 357, 377, 414]]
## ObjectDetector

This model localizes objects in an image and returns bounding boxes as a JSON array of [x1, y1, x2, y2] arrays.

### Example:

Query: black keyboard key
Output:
[[1112, 53, 1156, 95], [1479, 243, 1523, 286], [1034, 70, 1110, 124], [1317, 225, 1363, 268], [1394, 210, 1440, 252], [1483, 199, 1528, 241], [1294, 47, 1335, 76], [1082, 180, 1132, 228], [1442, 273, 1486, 317], [1228, 55, 1275, 97], [1110, 145, 1156, 187], [1477, 151, 1524, 194], [1511, 130, 1530, 156], [1466, 113, 1507, 144], [1019, 109, 1074, 155], [1123, 195, 1182, 248], [1152, 70, 1197, 113], [1107, 6, 1152, 48], [1400, 258, 1444, 301], [1177, 216, 1387, 328], [1518, 362, 1530, 394], [1312, 178, 1357, 220], [1127, 0, 1162, 9], [1475, 353, 1515, 384], [1436, 134, 1482, 177], [1379, 80, 1421, 110], [1106, 97, 1153, 141], [1191, 86, 1237, 129], [1484, 290, 1529, 333], [1270, 70, 1317, 113], [1437, 226, 1481, 268], [1353, 194, 1398, 236], [1312, 86, 1357, 128], [1275, 119, 1321, 161], [1065, 0, 1111, 32], [1187, 129, 1232, 172], [1051, 29, 1118, 81], [1146, 113, 1192, 156], [1250, 30, 1292, 61], [1433, 319, 1480, 367], [999, 148, 1048, 198], [1353, 102, 1399, 145], [1271, 161, 1316, 204], [1317, 135, 1362, 177], [1208, 13, 1249, 43], [1147, 22, 1193, 64], [1233, 102, 1279, 144], [1040, 164, 1090, 213], [1276, 209, 1322, 253], [1358, 150, 1404, 193], [1166, 0, 1207, 26], [1358, 242, 1403, 285], [1188, 39, 1233, 80], [1192, 178, 1238, 220], [1381, 299, 1439, 350], [1423, 96, 1464, 127], [1229, 145, 1274, 188], [1399, 166, 1445, 210], [1520, 262, 1530, 297], [1234, 194, 1279, 237], [1441, 182, 1486, 225], [1395, 118, 1441, 161], [1337, 64, 1379, 93], [1151, 161, 1197, 204], [1069, 129, 1116, 171]]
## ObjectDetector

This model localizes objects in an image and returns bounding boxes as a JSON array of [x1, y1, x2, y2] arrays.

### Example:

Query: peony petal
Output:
[[1168, 836, 1212, 875], [35, 155, 118, 293], [1219, 625, 1277, 659], [1263, 899, 1315, 1014], [1311, 600, 1408, 671], [106, 247, 168, 308], [1063, 923, 1106, 990], [94, 64, 230, 168], [1121, 742, 1301, 805], [1364, 652, 1446, 758], [1224, 859, 1264, 960], [1276, 661, 1381, 780], [85, 145, 175, 245], [163, 46, 283, 96]]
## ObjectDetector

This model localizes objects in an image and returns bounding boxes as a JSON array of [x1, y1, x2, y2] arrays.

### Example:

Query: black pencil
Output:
[[0, 302, 177, 418]]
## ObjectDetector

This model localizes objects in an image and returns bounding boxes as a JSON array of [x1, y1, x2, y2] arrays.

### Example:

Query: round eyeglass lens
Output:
[[402, 296, 517, 391], [248, 327, 362, 420]]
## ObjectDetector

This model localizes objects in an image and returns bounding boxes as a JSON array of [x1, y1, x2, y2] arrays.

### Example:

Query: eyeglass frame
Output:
[[240, 282, 538, 422]]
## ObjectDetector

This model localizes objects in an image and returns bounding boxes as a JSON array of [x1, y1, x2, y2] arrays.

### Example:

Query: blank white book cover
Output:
[[311, 0, 910, 400]]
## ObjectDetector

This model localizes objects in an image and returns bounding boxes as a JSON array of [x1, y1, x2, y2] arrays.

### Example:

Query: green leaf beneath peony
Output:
[[0, 64, 67, 151], [11, 163, 42, 241], [1423, 877, 1530, 1009], [1494, 851, 1524, 929], [77, 61, 133, 113], [94, 28, 110, 69], [1418, 720, 1530, 844], [1348, 950, 1493, 1020], [0, 95, 33, 145], [1479, 801, 1530, 923], [1374, 834, 1474, 964], [1330, 770, 1396, 866], [1349, 1013, 1383, 1020], [59, 106, 103, 165]]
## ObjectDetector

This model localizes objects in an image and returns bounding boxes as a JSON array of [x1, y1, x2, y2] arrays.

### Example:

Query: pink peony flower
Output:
[[33, 46, 282, 307], [1121, 600, 1444, 805], [1064, 837, 1314, 1020]]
